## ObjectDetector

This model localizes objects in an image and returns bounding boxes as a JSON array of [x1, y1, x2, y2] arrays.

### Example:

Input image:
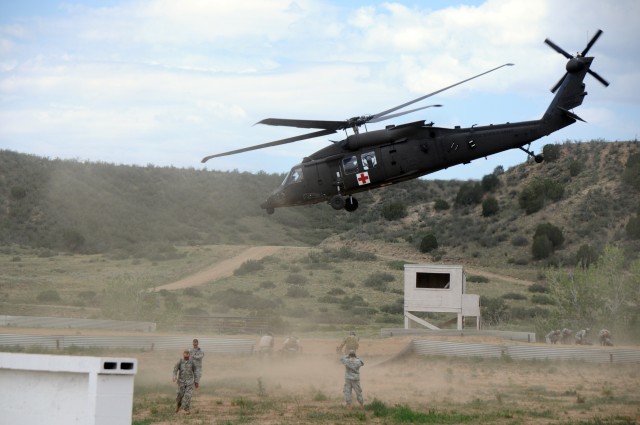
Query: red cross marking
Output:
[[357, 172, 370, 185]]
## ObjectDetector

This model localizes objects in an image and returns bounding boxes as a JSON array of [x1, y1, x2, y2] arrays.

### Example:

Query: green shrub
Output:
[[531, 294, 555, 305], [481, 173, 500, 192], [575, 244, 599, 268], [622, 153, 640, 190], [285, 273, 307, 285], [419, 233, 438, 253], [527, 283, 549, 293], [502, 292, 527, 300], [433, 199, 450, 211], [286, 286, 309, 298], [381, 201, 407, 221], [542, 144, 561, 162], [626, 215, 640, 239], [532, 235, 553, 260], [233, 259, 264, 276], [534, 223, 564, 248], [455, 182, 483, 206], [36, 289, 61, 303], [466, 275, 489, 283], [481, 197, 499, 217]]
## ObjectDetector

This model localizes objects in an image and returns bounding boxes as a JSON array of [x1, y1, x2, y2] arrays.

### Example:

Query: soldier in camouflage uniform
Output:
[[337, 331, 360, 354], [189, 338, 205, 382], [575, 328, 591, 345], [545, 329, 561, 344], [560, 328, 573, 344], [340, 350, 364, 409], [598, 329, 613, 346], [173, 350, 199, 414]]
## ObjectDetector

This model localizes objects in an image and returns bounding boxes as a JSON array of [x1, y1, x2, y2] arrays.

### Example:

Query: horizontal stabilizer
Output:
[[557, 107, 586, 123]]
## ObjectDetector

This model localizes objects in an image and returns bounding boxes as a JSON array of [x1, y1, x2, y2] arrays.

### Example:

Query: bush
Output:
[[531, 294, 555, 305], [381, 201, 407, 221], [575, 244, 599, 268], [363, 272, 395, 291], [502, 292, 527, 300], [36, 290, 61, 303], [481, 173, 500, 192], [622, 153, 640, 190], [481, 197, 499, 217], [480, 296, 509, 326], [285, 273, 308, 285], [532, 235, 553, 260], [534, 223, 564, 248], [510, 235, 529, 247], [234, 259, 264, 276], [433, 199, 450, 211], [455, 182, 483, 206], [626, 215, 640, 239], [569, 160, 584, 177], [467, 275, 489, 283], [527, 283, 549, 293], [286, 286, 309, 298], [419, 233, 438, 253], [542, 144, 561, 162]]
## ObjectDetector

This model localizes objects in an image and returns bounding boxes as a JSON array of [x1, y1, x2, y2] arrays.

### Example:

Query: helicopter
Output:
[[202, 30, 608, 215]]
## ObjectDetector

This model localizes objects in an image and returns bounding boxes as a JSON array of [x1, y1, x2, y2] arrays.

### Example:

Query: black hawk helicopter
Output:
[[202, 30, 608, 215]]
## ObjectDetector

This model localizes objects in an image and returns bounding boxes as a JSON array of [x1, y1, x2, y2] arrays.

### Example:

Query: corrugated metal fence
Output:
[[381, 328, 536, 342], [0, 334, 255, 355], [411, 339, 640, 363]]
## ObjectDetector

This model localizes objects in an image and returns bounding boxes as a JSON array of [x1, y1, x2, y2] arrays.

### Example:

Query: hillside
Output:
[[1, 141, 639, 265]]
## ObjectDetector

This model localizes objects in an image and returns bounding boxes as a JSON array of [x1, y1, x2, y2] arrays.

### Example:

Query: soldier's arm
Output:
[[172, 361, 180, 382], [192, 349, 204, 360]]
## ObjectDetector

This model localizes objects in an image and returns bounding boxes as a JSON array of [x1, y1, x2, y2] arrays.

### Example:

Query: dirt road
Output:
[[152, 246, 289, 291]]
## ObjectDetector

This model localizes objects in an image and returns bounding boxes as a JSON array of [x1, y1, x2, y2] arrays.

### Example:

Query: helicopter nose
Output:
[[261, 189, 287, 209]]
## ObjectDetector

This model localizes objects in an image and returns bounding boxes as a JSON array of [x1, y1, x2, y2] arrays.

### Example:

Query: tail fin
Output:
[[542, 56, 592, 125]]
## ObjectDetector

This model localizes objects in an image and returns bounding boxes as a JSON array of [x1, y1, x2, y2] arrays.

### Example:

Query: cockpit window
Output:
[[282, 166, 303, 186], [361, 151, 377, 170], [342, 155, 359, 175]]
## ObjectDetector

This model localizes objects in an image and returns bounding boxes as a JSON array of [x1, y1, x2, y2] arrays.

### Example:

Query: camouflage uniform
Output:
[[337, 332, 360, 354], [560, 328, 573, 344], [340, 352, 364, 407], [173, 356, 198, 413], [599, 329, 613, 346], [189, 345, 204, 381], [574, 328, 591, 345], [545, 329, 561, 344], [257, 333, 275, 357]]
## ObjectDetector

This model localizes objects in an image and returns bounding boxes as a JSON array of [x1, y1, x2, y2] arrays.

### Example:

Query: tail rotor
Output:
[[544, 29, 609, 93]]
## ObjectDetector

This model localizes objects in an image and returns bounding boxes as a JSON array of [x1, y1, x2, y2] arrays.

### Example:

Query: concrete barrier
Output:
[[0, 352, 137, 425]]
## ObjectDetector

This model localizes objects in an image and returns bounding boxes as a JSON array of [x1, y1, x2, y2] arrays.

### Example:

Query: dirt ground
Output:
[[131, 335, 640, 425]]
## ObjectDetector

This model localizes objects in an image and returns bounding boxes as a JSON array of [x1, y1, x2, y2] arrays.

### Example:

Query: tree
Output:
[[433, 199, 450, 211], [481, 173, 500, 192], [419, 233, 438, 253], [482, 197, 499, 217], [534, 222, 564, 248], [575, 244, 599, 269], [546, 245, 640, 337], [532, 235, 553, 260], [455, 182, 483, 207]]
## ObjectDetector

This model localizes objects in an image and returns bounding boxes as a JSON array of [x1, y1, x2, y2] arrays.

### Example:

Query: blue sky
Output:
[[1, 0, 638, 180]]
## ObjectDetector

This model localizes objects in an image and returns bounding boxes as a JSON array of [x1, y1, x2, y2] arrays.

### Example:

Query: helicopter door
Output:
[[379, 140, 417, 177]]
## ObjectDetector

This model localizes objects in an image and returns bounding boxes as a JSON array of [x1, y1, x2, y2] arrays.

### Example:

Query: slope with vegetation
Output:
[[1, 141, 639, 341]]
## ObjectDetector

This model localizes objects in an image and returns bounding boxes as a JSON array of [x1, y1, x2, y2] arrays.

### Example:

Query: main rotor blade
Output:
[[544, 38, 573, 59], [588, 69, 610, 87], [201, 128, 337, 163], [256, 118, 345, 131], [581, 29, 603, 57], [368, 104, 442, 123], [370, 63, 514, 121]]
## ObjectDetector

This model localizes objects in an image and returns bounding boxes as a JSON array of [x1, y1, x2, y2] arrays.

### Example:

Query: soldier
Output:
[[340, 350, 364, 409], [257, 332, 275, 358], [189, 338, 205, 382], [337, 331, 360, 354], [545, 329, 561, 344], [172, 349, 199, 415], [599, 329, 614, 346], [560, 328, 573, 344], [282, 335, 302, 358], [575, 328, 591, 345]]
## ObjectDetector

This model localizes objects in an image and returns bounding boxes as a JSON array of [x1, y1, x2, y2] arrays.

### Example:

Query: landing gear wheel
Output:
[[344, 196, 358, 212], [534, 154, 544, 163], [330, 195, 345, 210]]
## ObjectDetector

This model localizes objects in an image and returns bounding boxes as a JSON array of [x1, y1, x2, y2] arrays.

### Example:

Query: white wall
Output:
[[0, 352, 137, 425]]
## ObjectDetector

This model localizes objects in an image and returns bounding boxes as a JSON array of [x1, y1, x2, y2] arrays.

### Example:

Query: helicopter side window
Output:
[[282, 166, 303, 186], [342, 155, 359, 175], [361, 151, 377, 171]]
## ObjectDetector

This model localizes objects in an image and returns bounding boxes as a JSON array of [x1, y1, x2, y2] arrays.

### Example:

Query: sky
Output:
[[1, 0, 638, 180]]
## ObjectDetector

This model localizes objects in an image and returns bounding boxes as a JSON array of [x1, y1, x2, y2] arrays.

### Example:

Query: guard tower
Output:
[[404, 264, 480, 330]]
